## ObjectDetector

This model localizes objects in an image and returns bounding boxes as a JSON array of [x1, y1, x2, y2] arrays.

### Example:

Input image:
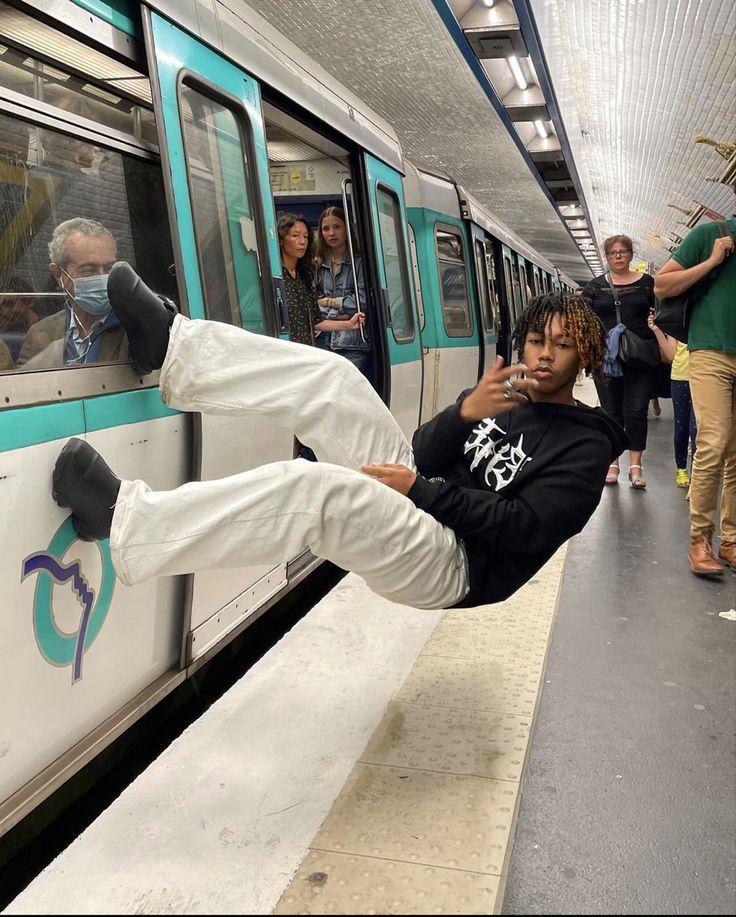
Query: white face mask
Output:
[[61, 268, 112, 318]]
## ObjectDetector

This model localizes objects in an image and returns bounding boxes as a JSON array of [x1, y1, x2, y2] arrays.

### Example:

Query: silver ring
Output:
[[503, 379, 514, 400]]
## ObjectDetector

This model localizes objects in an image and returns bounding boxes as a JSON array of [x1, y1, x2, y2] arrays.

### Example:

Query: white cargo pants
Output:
[[110, 316, 469, 609]]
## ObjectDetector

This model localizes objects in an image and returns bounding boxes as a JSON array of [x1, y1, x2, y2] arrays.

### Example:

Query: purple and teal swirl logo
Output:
[[22, 518, 115, 684]]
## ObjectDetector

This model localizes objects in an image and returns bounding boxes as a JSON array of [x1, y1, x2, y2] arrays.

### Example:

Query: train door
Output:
[[470, 224, 499, 373], [363, 154, 423, 438], [144, 11, 291, 662]]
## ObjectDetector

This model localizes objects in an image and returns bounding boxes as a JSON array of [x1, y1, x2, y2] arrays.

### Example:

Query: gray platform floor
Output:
[[503, 397, 736, 915], [5, 393, 734, 916]]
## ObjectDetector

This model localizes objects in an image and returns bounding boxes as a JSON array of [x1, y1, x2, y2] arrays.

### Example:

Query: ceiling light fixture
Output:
[[534, 119, 548, 139], [507, 55, 527, 91]]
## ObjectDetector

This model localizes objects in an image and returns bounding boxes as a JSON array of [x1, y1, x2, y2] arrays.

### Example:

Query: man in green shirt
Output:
[[655, 210, 736, 576]]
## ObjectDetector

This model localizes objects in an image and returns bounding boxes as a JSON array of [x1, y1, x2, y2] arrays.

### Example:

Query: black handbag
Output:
[[653, 220, 732, 343], [605, 275, 660, 370]]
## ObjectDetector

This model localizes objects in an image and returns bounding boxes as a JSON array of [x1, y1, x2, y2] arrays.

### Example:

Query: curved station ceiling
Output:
[[253, 0, 735, 281]]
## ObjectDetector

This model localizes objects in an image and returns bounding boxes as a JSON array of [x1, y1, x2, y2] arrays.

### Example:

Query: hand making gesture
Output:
[[458, 356, 537, 423]]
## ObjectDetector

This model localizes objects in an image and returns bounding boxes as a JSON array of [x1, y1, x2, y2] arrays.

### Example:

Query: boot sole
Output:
[[688, 558, 724, 576]]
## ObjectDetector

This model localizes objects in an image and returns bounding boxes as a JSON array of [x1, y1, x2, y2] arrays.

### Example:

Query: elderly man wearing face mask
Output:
[[19, 217, 126, 369]]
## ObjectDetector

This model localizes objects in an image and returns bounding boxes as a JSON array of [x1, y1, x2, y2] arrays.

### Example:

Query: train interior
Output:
[[262, 102, 379, 382], [0, 7, 176, 372]]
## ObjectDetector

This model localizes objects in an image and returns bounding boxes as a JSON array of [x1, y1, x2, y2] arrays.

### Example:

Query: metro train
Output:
[[0, 0, 575, 836]]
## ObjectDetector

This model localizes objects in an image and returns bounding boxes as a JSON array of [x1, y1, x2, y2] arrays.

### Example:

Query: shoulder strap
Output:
[[604, 273, 622, 323]]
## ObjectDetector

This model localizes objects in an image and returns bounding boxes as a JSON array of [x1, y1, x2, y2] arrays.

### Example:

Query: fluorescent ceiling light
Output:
[[534, 119, 548, 139], [507, 55, 527, 91], [481, 0, 494, 7]]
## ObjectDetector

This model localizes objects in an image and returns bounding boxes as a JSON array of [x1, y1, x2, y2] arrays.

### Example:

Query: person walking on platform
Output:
[[582, 234, 658, 489], [654, 210, 736, 576], [51, 267, 627, 610], [648, 315, 697, 490]]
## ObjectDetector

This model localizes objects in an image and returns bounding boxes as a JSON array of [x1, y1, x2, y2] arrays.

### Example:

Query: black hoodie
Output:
[[407, 392, 629, 607]]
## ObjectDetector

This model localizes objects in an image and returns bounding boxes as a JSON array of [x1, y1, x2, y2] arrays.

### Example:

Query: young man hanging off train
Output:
[[51, 263, 628, 609]]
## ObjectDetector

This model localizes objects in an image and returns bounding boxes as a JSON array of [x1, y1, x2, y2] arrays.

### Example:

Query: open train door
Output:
[[363, 154, 423, 439], [143, 9, 292, 664]]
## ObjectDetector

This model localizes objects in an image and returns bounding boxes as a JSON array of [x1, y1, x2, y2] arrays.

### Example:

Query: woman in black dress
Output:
[[277, 213, 363, 346], [582, 234, 656, 489]]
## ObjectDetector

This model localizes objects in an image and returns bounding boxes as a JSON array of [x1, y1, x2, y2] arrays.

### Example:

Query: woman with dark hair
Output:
[[277, 212, 363, 347], [582, 234, 657, 489], [315, 206, 370, 375]]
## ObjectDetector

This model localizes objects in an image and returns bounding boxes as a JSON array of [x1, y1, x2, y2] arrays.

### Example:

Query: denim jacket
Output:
[[315, 254, 370, 351]]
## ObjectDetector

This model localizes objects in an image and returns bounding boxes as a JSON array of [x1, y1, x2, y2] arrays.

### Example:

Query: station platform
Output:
[[5, 381, 735, 916]]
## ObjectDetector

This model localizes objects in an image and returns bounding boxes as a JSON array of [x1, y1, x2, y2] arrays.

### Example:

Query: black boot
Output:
[[53, 438, 121, 542], [107, 261, 177, 375]]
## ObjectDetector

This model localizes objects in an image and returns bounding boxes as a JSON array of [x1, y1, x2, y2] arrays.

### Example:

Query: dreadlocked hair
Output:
[[512, 292, 607, 380]]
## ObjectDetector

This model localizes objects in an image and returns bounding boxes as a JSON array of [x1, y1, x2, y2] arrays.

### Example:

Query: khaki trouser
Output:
[[110, 316, 469, 610], [688, 349, 736, 541]]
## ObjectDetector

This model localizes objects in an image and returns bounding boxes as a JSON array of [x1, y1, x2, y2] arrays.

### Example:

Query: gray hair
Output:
[[48, 217, 114, 266]]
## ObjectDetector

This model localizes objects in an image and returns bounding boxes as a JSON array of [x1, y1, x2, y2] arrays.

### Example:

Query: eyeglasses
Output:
[[606, 250, 631, 257]]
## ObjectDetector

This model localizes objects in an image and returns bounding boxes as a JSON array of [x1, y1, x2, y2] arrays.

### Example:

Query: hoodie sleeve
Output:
[[407, 436, 609, 554]]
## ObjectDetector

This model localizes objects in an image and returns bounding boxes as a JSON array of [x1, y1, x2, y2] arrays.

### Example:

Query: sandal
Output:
[[605, 463, 620, 485], [629, 464, 646, 489]]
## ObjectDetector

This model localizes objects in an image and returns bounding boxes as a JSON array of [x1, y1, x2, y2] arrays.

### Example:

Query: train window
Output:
[[517, 260, 529, 310], [180, 82, 268, 333], [376, 186, 414, 343], [0, 109, 176, 375], [510, 259, 523, 319], [0, 7, 156, 147], [485, 246, 500, 330], [502, 255, 515, 322], [435, 225, 472, 337], [473, 238, 497, 333]]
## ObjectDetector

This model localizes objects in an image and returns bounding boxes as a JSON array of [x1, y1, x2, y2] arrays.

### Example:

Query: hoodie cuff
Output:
[[407, 474, 442, 511]]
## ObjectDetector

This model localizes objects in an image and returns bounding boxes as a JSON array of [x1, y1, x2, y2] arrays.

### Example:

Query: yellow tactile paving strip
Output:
[[274, 545, 568, 915]]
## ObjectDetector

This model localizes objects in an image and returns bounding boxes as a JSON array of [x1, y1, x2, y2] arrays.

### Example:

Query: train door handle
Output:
[[272, 276, 289, 334], [381, 287, 391, 326]]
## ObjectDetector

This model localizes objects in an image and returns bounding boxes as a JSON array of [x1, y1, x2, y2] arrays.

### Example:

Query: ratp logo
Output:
[[22, 518, 115, 684]]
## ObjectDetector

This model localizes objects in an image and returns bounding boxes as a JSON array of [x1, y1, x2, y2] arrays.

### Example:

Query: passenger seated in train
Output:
[[315, 206, 371, 376], [19, 218, 126, 369], [51, 269, 628, 610], [18, 218, 172, 370]]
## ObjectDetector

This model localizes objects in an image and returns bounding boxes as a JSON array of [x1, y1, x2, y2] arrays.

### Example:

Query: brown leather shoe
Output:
[[718, 541, 736, 572], [689, 535, 724, 576]]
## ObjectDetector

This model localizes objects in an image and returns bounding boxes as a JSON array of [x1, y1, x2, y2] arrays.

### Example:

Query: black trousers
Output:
[[595, 367, 655, 452]]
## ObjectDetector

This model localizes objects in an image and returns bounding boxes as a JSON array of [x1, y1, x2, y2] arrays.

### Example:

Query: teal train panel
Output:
[[0, 389, 179, 453], [68, 0, 142, 39]]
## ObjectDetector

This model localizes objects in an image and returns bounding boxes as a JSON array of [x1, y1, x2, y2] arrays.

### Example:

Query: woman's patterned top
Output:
[[282, 268, 321, 346]]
